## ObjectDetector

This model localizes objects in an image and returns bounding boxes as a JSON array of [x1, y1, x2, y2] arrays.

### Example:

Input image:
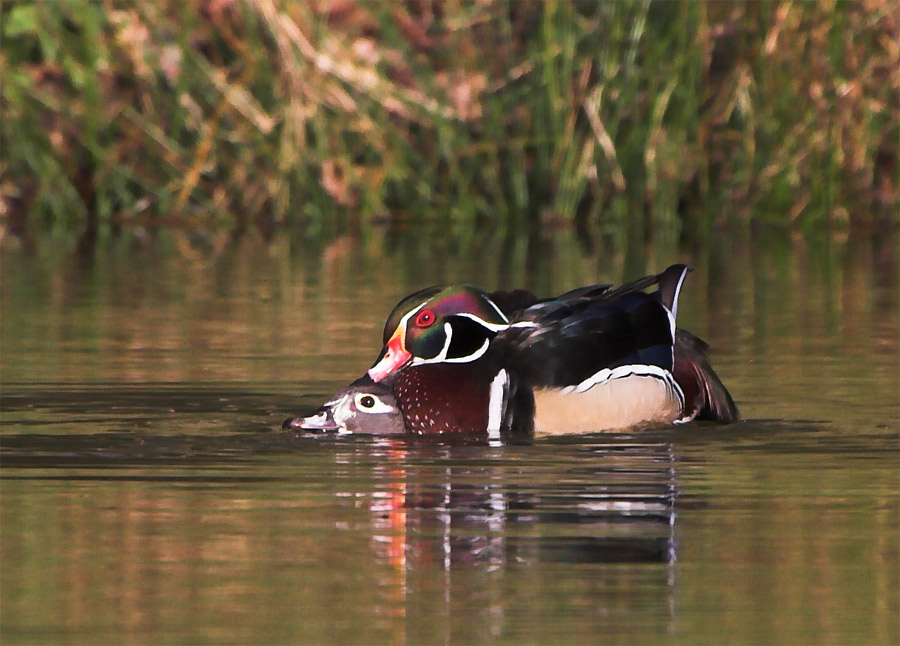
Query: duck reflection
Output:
[[356, 439, 677, 566], [326, 435, 676, 643], [345, 437, 678, 637]]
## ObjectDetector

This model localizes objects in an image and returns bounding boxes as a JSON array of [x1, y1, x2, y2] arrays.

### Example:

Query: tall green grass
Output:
[[1, 0, 897, 243]]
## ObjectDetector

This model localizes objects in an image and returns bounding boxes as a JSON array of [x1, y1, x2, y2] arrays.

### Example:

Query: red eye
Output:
[[415, 309, 436, 328]]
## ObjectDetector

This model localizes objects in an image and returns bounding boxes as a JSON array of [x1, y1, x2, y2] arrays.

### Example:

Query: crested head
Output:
[[369, 285, 509, 382], [380, 285, 446, 344], [381, 285, 509, 340]]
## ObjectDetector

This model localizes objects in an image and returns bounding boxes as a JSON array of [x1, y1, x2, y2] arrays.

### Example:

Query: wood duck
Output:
[[284, 330, 734, 436], [286, 265, 738, 437], [282, 375, 404, 435], [365, 264, 738, 437]]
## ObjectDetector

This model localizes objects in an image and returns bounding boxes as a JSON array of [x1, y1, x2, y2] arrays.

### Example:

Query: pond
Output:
[[1, 226, 897, 644]]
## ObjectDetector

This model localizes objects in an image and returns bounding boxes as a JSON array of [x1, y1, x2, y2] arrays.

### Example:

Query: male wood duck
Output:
[[286, 265, 738, 437]]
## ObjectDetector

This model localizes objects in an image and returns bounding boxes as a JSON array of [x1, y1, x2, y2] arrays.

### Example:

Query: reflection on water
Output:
[[1, 226, 898, 644], [363, 441, 677, 566], [1, 402, 682, 643], [2, 404, 897, 643]]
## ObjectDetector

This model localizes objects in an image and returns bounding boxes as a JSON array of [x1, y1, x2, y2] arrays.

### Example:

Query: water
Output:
[[1, 227, 898, 644]]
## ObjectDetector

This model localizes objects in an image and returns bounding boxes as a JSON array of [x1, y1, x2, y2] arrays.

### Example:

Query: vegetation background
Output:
[[1, 0, 897, 248]]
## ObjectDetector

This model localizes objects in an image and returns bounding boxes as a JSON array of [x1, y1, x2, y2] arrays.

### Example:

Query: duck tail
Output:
[[674, 328, 740, 424]]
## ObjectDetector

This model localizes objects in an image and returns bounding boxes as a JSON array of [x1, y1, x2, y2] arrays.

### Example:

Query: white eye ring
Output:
[[354, 393, 395, 414]]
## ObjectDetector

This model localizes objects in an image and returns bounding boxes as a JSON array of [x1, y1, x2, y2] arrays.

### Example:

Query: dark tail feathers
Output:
[[674, 328, 740, 424]]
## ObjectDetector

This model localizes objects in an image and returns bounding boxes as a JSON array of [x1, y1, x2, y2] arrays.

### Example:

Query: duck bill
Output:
[[282, 406, 341, 432], [368, 332, 411, 382]]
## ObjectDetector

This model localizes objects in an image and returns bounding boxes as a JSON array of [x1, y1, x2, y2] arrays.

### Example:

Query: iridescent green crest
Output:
[[381, 285, 509, 362]]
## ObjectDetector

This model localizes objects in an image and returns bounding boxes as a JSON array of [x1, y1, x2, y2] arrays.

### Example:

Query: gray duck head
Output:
[[283, 375, 406, 435]]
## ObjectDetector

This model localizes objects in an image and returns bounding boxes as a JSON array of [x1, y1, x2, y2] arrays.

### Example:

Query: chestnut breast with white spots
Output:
[[394, 363, 494, 434]]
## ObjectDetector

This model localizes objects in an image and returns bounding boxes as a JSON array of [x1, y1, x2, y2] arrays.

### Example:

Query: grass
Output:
[[1, 0, 897, 245]]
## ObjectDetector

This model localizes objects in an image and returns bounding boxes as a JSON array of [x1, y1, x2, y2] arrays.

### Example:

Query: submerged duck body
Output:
[[287, 265, 739, 437]]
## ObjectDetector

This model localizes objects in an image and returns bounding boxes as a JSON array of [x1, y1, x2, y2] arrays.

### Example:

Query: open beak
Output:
[[368, 330, 411, 382]]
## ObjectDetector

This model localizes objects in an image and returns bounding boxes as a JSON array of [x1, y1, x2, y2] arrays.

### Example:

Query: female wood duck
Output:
[[287, 265, 738, 437], [282, 375, 404, 435]]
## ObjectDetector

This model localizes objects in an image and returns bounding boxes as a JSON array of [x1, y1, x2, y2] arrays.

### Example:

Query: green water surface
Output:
[[1, 226, 897, 644]]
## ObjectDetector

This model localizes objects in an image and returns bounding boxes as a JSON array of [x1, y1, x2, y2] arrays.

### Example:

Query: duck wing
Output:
[[498, 265, 689, 388]]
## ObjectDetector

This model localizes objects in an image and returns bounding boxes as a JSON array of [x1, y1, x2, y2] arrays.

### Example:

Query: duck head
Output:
[[283, 375, 405, 435], [368, 285, 510, 382]]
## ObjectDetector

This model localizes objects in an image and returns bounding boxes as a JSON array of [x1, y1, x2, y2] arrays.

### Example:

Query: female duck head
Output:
[[283, 376, 405, 435]]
